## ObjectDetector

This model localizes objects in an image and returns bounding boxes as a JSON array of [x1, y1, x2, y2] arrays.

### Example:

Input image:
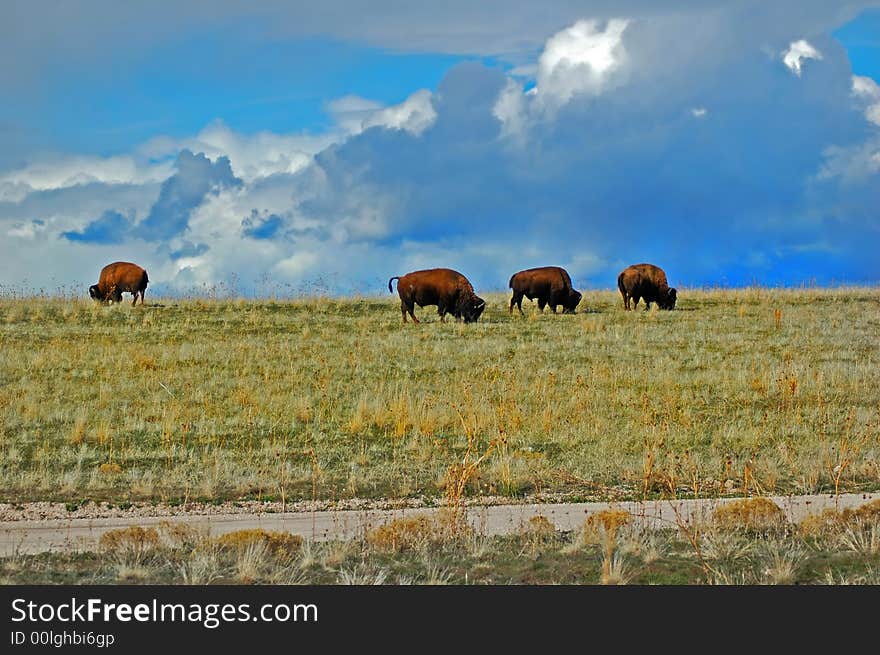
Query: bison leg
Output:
[[510, 291, 524, 315], [401, 300, 419, 324], [537, 298, 547, 313], [131, 292, 138, 307], [621, 291, 630, 310]]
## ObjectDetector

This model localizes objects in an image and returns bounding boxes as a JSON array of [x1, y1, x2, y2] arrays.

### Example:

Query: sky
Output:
[[1, 1, 879, 296]]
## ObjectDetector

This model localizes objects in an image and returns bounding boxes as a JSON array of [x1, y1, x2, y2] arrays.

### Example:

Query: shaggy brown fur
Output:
[[89, 261, 149, 306], [617, 263, 676, 310], [389, 268, 486, 324], [508, 266, 582, 315]]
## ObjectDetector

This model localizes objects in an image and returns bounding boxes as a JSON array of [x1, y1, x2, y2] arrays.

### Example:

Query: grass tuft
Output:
[[713, 498, 787, 532], [99, 526, 160, 554], [365, 516, 438, 553], [216, 529, 303, 559]]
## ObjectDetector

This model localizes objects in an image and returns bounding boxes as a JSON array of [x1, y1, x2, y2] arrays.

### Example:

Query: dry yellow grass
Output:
[[712, 497, 787, 532], [364, 515, 438, 553], [99, 526, 160, 553], [216, 529, 303, 558], [524, 515, 556, 537], [798, 499, 880, 536]]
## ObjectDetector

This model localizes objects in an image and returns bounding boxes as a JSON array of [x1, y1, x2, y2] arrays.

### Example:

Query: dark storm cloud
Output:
[[57, 150, 240, 245], [293, 45, 879, 288], [138, 150, 241, 241], [4, 3, 879, 291]]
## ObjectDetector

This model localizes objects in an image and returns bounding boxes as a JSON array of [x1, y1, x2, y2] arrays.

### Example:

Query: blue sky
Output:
[[25, 36, 466, 157], [836, 8, 880, 78], [1, 1, 878, 295]]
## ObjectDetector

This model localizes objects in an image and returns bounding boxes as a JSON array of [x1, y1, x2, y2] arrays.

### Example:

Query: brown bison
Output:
[[388, 268, 486, 323], [89, 261, 149, 306], [617, 263, 676, 310], [509, 266, 582, 315]]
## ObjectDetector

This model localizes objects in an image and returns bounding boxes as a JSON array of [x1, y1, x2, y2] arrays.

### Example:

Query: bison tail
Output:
[[616, 272, 624, 293], [508, 274, 515, 289], [388, 276, 400, 293], [143, 270, 149, 284]]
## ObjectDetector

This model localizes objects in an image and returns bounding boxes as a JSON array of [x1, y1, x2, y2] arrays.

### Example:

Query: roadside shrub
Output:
[[158, 521, 211, 550], [365, 516, 437, 553], [217, 529, 303, 559], [523, 515, 556, 538], [520, 515, 558, 552], [853, 499, 880, 522], [583, 509, 631, 543], [713, 497, 786, 532], [99, 526, 160, 555], [798, 509, 848, 537], [799, 500, 880, 538]]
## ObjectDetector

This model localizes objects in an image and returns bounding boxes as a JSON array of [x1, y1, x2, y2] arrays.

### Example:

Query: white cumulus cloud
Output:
[[327, 89, 438, 137], [361, 89, 437, 136], [852, 75, 880, 126], [783, 39, 822, 76], [493, 79, 529, 139], [326, 95, 385, 134], [536, 18, 630, 107], [494, 18, 630, 138], [139, 121, 335, 183], [0, 155, 174, 200], [6, 220, 47, 239]]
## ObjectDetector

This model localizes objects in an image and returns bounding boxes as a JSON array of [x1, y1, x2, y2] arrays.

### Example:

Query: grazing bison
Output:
[[617, 263, 676, 311], [509, 266, 582, 315], [89, 261, 149, 306], [388, 268, 486, 324]]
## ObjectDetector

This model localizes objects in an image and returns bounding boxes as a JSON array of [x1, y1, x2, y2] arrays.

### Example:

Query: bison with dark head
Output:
[[509, 266, 582, 315], [89, 261, 149, 306], [388, 268, 486, 324], [617, 263, 676, 311]]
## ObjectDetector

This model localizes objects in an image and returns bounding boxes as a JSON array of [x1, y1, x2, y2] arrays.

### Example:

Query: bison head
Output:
[[563, 289, 582, 314], [458, 295, 486, 323], [659, 287, 677, 310], [88, 284, 102, 301]]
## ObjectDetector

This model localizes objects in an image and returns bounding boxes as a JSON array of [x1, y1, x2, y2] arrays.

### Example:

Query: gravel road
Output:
[[1, 492, 876, 556]]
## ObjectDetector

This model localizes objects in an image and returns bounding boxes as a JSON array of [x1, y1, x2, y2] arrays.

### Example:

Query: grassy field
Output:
[[0, 287, 878, 505]]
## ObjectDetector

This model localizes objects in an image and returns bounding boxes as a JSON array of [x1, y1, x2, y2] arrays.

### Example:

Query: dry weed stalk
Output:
[[582, 509, 632, 584], [443, 402, 497, 533], [656, 466, 715, 583]]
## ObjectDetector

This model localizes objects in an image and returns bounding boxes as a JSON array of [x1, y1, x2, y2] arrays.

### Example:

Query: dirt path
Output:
[[1, 492, 876, 556]]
